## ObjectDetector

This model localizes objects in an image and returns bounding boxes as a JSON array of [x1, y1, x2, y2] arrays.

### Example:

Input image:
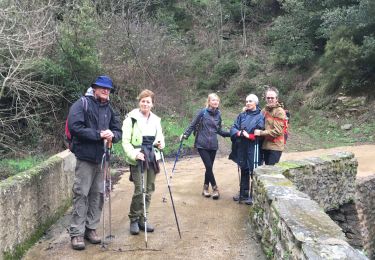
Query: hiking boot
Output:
[[234, 190, 249, 202], [212, 185, 220, 200], [71, 236, 85, 250], [84, 229, 101, 244], [202, 184, 211, 197], [242, 197, 253, 205], [130, 220, 140, 235], [138, 221, 154, 232], [233, 193, 248, 201]]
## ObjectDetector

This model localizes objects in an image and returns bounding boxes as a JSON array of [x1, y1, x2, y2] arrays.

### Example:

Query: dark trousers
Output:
[[198, 148, 217, 187], [240, 168, 251, 197], [263, 149, 282, 165]]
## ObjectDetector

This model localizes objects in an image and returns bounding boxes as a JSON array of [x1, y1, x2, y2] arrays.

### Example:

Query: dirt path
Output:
[[23, 156, 265, 260], [281, 144, 375, 178], [23, 145, 375, 260]]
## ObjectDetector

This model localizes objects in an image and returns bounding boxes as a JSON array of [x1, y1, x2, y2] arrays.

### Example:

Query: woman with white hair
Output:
[[229, 94, 264, 205]]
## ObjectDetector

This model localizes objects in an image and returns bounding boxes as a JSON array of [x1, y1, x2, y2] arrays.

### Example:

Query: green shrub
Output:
[[265, 70, 297, 95], [284, 90, 304, 110], [173, 7, 193, 31], [190, 48, 216, 77], [243, 58, 261, 79], [197, 75, 222, 91], [197, 57, 240, 91], [320, 29, 362, 94], [213, 59, 240, 78], [224, 80, 257, 107]]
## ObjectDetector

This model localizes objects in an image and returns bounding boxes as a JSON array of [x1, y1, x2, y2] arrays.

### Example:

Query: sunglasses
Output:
[[266, 97, 276, 100]]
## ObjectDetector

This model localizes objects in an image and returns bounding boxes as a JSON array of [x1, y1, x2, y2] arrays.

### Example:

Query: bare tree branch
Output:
[[0, 0, 62, 155]]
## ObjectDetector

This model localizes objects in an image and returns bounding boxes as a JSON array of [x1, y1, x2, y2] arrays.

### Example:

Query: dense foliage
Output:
[[0, 0, 374, 159], [269, 0, 375, 94]]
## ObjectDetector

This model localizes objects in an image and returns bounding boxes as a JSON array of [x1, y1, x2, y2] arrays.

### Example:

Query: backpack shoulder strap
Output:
[[127, 115, 136, 141], [199, 108, 207, 120], [80, 96, 88, 112]]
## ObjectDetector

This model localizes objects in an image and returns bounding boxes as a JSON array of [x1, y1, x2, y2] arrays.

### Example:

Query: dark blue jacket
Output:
[[184, 108, 230, 151], [229, 107, 265, 169], [68, 96, 122, 164]]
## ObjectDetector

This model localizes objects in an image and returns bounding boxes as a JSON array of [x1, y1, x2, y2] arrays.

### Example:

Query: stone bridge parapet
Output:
[[251, 152, 367, 259], [356, 175, 375, 259], [0, 150, 75, 258]]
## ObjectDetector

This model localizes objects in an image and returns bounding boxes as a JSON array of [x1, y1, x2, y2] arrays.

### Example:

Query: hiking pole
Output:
[[238, 165, 242, 204], [237, 164, 241, 196], [139, 159, 148, 248], [106, 140, 114, 241], [172, 139, 184, 176], [101, 140, 108, 248], [162, 139, 183, 202], [101, 140, 114, 249], [160, 151, 182, 239], [250, 138, 259, 200]]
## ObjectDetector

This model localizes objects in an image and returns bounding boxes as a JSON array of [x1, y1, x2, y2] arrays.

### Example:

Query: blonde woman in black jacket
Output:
[[181, 93, 230, 199]]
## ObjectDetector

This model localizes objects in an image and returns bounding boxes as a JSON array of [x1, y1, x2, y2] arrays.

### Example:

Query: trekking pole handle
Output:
[[107, 139, 112, 149]]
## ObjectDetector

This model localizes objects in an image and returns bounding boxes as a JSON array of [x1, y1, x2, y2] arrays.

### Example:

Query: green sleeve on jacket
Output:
[[121, 116, 142, 165]]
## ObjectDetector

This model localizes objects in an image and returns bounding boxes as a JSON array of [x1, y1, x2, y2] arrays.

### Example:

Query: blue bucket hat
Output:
[[92, 75, 113, 89]]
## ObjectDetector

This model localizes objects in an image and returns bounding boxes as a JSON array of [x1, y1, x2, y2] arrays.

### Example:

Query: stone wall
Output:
[[251, 152, 367, 259], [277, 152, 357, 211], [0, 150, 75, 257], [326, 202, 364, 250], [356, 175, 375, 259]]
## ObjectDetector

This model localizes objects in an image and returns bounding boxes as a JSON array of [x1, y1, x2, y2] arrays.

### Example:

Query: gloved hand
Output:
[[180, 134, 187, 141], [248, 133, 255, 141]]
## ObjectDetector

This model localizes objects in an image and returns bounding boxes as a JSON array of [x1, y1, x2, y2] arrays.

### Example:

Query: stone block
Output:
[[251, 152, 368, 260]]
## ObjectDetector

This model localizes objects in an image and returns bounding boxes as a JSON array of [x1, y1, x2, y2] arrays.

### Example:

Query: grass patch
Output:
[[286, 109, 375, 152], [0, 156, 46, 181], [162, 115, 195, 156]]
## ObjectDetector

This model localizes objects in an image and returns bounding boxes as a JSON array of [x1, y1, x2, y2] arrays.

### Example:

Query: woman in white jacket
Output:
[[122, 89, 165, 235]]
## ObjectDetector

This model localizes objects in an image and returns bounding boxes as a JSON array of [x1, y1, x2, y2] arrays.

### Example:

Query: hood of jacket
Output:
[[265, 102, 282, 112], [244, 106, 261, 116]]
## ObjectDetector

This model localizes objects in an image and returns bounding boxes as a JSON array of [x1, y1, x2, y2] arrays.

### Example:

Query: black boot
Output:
[[233, 190, 249, 201], [236, 168, 250, 202], [242, 196, 253, 205]]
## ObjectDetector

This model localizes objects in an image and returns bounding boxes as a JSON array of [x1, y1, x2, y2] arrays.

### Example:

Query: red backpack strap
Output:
[[65, 119, 71, 140]]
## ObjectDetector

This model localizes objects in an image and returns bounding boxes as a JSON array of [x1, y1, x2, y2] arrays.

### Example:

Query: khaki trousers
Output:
[[128, 164, 156, 222], [69, 159, 104, 237]]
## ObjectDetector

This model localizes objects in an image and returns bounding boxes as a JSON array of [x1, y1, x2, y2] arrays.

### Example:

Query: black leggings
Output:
[[198, 148, 217, 187]]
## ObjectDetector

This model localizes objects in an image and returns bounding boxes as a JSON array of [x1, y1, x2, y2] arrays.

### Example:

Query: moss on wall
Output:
[[0, 156, 62, 190], [2, 198, 71, 260]]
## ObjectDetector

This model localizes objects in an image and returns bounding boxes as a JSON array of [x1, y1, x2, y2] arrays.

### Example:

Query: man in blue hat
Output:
[[67, 75, 122, 250]]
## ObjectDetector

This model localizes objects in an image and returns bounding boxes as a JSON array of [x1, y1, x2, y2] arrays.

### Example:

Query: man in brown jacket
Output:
[[254, 86, 286, 165]]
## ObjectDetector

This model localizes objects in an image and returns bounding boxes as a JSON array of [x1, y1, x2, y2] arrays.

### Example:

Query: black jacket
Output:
[[184, 108, 230, 151], [68, 96, 122, 163]]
